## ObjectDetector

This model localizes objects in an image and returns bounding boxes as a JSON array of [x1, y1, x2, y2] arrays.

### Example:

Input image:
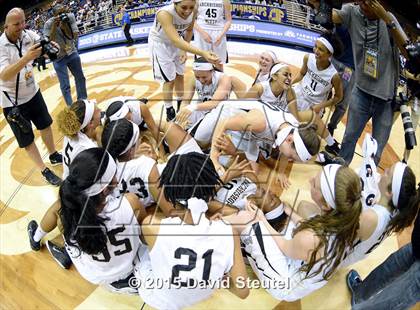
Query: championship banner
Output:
[[112, 5, 165, 24], [231, 3, 288, 23], [112, 2, 288, 25]]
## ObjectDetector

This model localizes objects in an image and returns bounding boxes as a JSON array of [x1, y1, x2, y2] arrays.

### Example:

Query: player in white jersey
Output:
[[291, 35, 343, 156], [252, 50, 278, 85], [101, 118, 202, 216], [341, 162, 419, 267], [26, 100, 101, 270], [28, 148, 147, 293], [136, 152, 249, 309], [148, 0, 219, 121], [62, 148, 146, 292], [226, 164, 362, 301], [199, 100, 320, 175], [292, 35, 343, 113], [245, 63, 295, 112], [57, 99, 101, 178], [194, 0, 232, 70], [102, 97, 163, 152], [176, 57, 246, 129]]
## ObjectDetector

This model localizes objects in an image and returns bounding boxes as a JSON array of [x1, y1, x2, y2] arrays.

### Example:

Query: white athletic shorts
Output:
[[193, 28, 228, 64], [149, 39, 186, 82]]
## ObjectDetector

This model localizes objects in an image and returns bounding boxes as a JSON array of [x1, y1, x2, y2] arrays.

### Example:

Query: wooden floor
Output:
[[0, 42, 419, 310]]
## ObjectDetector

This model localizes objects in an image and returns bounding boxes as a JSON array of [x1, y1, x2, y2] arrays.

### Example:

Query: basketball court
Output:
[[1, 41, 419, 309]]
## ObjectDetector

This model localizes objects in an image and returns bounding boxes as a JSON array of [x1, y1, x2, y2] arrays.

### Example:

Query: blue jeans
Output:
[[53, 52, 87, 106], [353, 244, 420, 310], [328, 59, 355, 132], [339, 87, 393, 165]]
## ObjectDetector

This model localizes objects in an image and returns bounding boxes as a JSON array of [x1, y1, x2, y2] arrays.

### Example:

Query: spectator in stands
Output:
[[44, 4, 88, 106], [331, 0, 409, 165], [248, 9, 261, 20], [120, 6, 134, 46]]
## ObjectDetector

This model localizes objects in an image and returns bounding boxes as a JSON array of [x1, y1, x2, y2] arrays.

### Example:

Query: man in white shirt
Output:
[[0, 8, 62, 186]]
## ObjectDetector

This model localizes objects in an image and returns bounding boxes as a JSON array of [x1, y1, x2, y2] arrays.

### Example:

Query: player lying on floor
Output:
[[192, 99, 320, 175], [226, 164, 362, 301]]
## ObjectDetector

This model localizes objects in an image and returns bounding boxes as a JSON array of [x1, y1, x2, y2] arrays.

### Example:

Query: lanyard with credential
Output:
[[363, 18, 380, 49], [3, 40, 23, 106], [363, 19, 380, 79]]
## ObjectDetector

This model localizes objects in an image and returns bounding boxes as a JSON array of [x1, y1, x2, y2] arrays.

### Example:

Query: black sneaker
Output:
[[166, 106, 176, 122], [315, 151, 346, 166], [27, 220, 41, 251], [49, 151, 63, 166], [46, 240, 72, 269], [346, 269, 362, 306], [108, 273, 138, 294], [41, 168, 62, 186], [325, 140, 341, 156]]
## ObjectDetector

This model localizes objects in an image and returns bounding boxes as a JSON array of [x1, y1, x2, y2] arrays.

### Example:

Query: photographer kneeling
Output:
[[44, 4, 87, 106], [0, 8, 63, 186]]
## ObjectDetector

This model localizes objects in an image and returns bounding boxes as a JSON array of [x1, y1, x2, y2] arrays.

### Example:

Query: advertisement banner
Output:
[[78, 21, 319, 51]]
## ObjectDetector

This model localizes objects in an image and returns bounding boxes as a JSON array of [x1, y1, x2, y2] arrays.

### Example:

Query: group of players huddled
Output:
[[26, 0, 420, 309]]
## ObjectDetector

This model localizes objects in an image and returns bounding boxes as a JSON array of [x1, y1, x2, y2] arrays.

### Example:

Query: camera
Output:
[[313, 0, 343, 30], [393, 93, 417, 150], [59, 13, 70, 23], [6, 106, 32, 134], [38, 36, 59, 61]]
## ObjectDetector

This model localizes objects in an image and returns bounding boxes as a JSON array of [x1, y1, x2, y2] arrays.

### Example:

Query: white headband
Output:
[[265, 203, 284, 220], [392, 162, 407, 207], [264, 50, 278, 63], [109, 103, 130, 122], [317, 37, 334, 54], [274, 126, 312, 162], [187, 197, 208, 224], [193, 62, 213, 71], [173, 0, 183, 2], [81, 100, 95, 129], [120, 121, 140, 155], [320, 164, 341, 209], [270, 63, 288, 76], [83, 152, 117, 197]]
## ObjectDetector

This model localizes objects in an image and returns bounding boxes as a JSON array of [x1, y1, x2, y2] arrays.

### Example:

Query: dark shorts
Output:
[[3, 90, 53, 148]]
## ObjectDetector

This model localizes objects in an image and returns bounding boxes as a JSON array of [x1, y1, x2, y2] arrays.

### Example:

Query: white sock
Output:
[[325, 134, 335, 146], [317, 152, 325, 162], [164, 101, 173, 109], [33, 226, 47, 243]]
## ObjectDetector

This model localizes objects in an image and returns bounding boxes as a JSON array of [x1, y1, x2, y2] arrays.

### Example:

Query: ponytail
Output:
[[297, 124, 321, 156], [294, 167, 362, 280], [57, 100, 86, 138], [58, 148, 110, 255]]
